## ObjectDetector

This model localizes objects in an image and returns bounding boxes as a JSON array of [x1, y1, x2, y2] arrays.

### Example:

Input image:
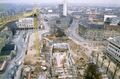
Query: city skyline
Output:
[[0, 0, 120, 78], [0, 0, 120, 5]]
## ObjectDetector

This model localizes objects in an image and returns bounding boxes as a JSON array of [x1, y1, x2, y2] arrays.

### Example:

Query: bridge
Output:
[[0, 10, 37, 31]]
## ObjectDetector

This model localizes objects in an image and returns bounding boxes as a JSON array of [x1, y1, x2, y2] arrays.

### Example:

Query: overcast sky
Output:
[[0, 0, 120, 4]]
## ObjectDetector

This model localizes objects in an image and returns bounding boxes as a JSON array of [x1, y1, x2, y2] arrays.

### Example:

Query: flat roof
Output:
[[108, 36, 120, 48], [53, 43, 69, 49], [0, 44, 15, 56]]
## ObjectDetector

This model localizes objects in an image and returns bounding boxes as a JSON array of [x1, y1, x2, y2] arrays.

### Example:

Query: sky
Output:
[[0, 0, 120, 5]]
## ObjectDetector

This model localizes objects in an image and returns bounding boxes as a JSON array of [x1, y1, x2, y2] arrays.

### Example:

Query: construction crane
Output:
[[33, 8, 40, 57]]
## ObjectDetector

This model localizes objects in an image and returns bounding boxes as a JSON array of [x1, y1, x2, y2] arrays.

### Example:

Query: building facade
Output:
[[59, 0, 67, 17], [104, 15, 117, 22], [110, 17, 120, 26], [0, 44, 16, 72], [63, 0, 67, 16], [59, 4, 64, 17], [106, 36, 120, 63], [16, 17, 34, 29]]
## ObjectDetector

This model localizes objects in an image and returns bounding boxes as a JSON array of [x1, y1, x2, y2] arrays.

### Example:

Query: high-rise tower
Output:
[[63, 0, 67, 16], [59, 0, 67, 17]]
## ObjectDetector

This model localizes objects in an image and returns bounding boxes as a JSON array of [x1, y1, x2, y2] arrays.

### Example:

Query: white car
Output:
[[41, 66, 47, 71]]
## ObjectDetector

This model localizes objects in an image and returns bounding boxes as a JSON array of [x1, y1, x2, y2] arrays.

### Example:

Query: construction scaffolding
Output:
[[49, 43, 78, 79]]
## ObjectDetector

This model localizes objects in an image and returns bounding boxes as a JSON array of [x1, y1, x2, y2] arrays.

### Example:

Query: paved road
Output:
[[0, 30, 32, 79], [66, 19, 85, 42], [0, 14, 50, 79], [14, 30, 32, 79], [65, 19, 93, 57], [66, 19, 119, 79]]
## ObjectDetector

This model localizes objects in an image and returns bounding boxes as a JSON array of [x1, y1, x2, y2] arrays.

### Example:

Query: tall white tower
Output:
[[63, 0, 67, 16]]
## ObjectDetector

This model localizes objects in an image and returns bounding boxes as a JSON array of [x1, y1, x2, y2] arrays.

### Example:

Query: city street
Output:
[[0, 30, 31, 79], [66, 19, 120, 79], [0, 1, 120, 79], [65, 19, 93, 57]]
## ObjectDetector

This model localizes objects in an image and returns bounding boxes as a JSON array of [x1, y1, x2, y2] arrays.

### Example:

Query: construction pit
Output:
[[22, 31, 90, 79], [24, 32, 40, 65], [45, 34, 89, 79], [22, 32, 46, 79]]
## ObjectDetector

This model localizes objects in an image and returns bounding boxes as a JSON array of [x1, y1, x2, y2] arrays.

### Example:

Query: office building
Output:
[[59, 4, 64, 17], [63, 0, 67, 16], [106, 36, 120, 62], [110, 17, 120, 26], [16, 17, 34, 29], [0, 44, 16, 72], [59, 0, 67, 17], [104, 15, 117, 22]]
